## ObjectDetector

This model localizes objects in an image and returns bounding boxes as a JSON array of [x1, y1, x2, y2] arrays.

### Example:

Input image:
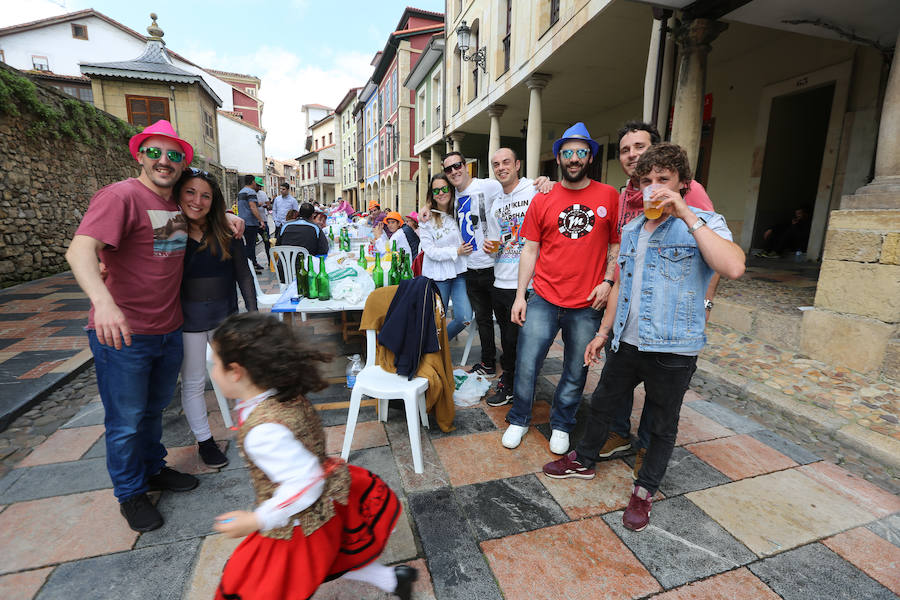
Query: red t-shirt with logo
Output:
[[520, 180, 620, 308], [76, 178, 187, 334]]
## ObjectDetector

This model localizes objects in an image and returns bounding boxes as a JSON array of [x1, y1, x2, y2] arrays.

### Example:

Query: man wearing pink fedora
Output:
[[66, 120, 239, 532]]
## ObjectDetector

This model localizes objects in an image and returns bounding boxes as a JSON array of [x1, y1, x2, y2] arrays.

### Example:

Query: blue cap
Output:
[[552, 122, 600, 158]]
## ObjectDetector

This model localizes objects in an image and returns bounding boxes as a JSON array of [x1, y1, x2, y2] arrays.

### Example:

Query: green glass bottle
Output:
[[306, 255, 318, 299], [342, 227, 350, 252], [372, 252, 384, 288], [388, 248, 399, 286], [358, 244, 368, 269], [316, 256, 331, 301], [296, 254, 308, 297], [329, 225, 334, 241], [400, 250, 413, 280]]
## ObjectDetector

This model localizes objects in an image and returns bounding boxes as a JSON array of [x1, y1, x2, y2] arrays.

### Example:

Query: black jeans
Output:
[[464, 267, 496, 366], [491, 286, 519, 386], [243, 225, 261, 267], [259, 223, 271, 264], [575, 342, 696, 494]]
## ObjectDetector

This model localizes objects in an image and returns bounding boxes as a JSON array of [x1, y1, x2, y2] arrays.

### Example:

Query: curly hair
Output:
[[212, 313, 333, 402], [633, 142, 692, 184]]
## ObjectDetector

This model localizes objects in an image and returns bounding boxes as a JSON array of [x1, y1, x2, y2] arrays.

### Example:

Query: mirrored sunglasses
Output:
[[140, 146, 185, 163], [560, 148, 590, 159], [431, 185, 450, 196]]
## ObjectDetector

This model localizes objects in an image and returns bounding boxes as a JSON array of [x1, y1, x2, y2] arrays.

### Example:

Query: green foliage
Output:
[[0, 67, 138, 142]]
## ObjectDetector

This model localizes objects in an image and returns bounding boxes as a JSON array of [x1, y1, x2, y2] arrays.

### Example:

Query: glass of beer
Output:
[[483, 238, 500, 253], [643, 184, 664, 219]]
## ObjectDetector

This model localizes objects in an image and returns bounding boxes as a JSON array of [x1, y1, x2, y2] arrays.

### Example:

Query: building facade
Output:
[[441, 0, 899, 379], [206, 68, 263, 127], [297, 112, 340, 205], [405, 33, 445, 205], [335, 87, 362, 210]]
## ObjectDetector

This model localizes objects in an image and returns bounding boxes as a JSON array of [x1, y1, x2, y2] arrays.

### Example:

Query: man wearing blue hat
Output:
[[502, 122, 620, 455]]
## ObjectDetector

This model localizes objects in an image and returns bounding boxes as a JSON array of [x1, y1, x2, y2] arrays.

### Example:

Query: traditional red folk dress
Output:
[[216, 391, 401, 600]]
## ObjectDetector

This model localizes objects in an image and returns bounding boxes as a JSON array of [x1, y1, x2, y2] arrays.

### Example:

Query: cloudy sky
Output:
[[1, 0, 444, 159]]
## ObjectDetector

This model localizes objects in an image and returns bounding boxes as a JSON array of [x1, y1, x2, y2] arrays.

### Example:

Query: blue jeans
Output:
[[88, 329, 184, 502], [435, 276, 473, 341], [575, 342, 697, 494], [506, 293, 603, 432]]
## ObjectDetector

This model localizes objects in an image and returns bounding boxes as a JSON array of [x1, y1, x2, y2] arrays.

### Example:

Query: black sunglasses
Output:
[[443, 161, 465, 174]]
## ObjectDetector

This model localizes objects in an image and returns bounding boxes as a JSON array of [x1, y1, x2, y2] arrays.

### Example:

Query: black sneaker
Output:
[[468, 362, 496, 376], [148, 467, 199, 492], [393, 565, 419, 600], [119, 493, 163, 532], [486, 382, 513, 407], [198, 438, 229, 468]]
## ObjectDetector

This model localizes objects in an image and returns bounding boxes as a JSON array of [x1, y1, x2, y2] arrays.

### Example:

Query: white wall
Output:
[[0, 15, 234, 111], [217, 115, 263, 173]]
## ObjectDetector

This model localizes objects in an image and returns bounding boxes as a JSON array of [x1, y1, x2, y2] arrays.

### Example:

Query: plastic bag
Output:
[[331, 265, 375, 305], [452, 368, 491, 407]]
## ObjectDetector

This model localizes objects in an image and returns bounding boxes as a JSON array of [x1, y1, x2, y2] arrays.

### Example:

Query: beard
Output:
[[560, 161, 588, 183]]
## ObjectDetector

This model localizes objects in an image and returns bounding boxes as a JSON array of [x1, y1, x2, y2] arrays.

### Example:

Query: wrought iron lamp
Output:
[[456, 20, 486, 73]]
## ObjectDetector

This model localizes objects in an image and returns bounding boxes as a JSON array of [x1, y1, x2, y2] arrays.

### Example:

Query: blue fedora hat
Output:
[[552, 122, 600, 158]]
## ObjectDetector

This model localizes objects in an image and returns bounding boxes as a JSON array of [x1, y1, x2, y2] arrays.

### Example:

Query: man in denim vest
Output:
[[543, 143, 745, 532]]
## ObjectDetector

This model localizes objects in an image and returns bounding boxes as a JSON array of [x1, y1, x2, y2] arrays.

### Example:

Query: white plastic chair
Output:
[[341, 329, 430, 473], [270, 245, 310, 292], [205, 343, 233, 429], [248, 259, 283, 319]]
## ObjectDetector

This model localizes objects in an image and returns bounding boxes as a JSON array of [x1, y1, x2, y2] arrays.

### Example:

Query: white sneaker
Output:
[[549, 430, 569, 454], [502, 425, 528, 449]]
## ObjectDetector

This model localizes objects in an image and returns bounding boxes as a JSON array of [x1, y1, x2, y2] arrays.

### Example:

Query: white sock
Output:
[[340, 561, 398, 593], [635, 485, 650, 500]]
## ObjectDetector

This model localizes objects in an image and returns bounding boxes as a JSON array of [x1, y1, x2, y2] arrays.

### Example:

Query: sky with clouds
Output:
[[1, 0, 444, 158]]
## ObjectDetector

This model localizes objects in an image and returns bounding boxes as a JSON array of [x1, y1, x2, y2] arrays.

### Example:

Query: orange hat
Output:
[[368, 200, 381, 210], [385, 211, 403, 224]]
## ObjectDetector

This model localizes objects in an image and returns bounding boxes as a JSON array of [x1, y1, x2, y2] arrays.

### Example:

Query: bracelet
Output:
[[595, 331, 609, 338], [603, 278, 615, 286]]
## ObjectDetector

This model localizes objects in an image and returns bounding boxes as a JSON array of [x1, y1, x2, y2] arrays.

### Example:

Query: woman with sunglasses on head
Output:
[[418, 174, 473, 340], [176, 169, 258, 468]]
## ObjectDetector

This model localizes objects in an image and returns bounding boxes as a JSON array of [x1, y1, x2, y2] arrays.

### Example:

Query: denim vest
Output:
[[611, 208, 716, 354]]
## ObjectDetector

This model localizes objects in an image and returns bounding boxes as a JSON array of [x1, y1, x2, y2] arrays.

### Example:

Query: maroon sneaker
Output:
[[542, 451, 595, 479], [623, 485, 652, 531]]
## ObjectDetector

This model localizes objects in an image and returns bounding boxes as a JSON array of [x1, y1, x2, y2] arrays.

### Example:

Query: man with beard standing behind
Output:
[[502, 123, 620, 455]]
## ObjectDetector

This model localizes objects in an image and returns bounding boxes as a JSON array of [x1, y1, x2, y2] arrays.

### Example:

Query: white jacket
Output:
[[419, 213, 467, 281]]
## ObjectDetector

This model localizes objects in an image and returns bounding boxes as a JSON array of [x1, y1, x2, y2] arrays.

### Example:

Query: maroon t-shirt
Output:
[[520, 180, 620, 309], [76, 178, 187, 334]]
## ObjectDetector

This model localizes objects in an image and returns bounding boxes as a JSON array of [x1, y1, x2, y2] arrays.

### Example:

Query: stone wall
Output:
[[0, 63, 139, 287]]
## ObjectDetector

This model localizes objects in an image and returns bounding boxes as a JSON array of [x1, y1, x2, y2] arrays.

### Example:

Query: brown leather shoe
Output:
[[598, 432, 631, 458]]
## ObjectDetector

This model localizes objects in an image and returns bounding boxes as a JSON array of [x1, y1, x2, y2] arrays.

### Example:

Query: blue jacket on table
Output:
[[611, 207, 722, 354]]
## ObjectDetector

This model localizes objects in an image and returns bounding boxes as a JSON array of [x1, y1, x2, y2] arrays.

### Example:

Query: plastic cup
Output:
[[642, 184, 664, 219], [483, 239, 500, 253]]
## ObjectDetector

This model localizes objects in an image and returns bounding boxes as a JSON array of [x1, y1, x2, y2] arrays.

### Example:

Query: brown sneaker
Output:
[[632, 447, 647, 481], [598, 432, 631, 458]]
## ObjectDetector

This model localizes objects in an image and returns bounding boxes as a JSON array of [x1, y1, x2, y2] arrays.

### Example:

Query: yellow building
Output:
[[80, 14, 222, 165]]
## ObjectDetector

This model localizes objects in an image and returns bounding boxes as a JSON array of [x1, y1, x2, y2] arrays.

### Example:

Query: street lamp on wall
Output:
[[456, 20, 486, 74]]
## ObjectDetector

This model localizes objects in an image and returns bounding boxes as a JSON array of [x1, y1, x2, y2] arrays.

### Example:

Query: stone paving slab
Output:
[[59, 401, 104, 429], [687, 469, 877, 557], [35, 538, 202, 600], [747, 429, 821, 465], [407, 487, 503, 600], [651, 567, 781, 599], [822, 526, 900, 595], [748, 543, 896, 600], [603, 496, 756, 589], [452, 474, 569, 542], [867, 513, 900, 546], [0, 567, 53, 600], [134, 470, 255, 548], [623, 446, 732, 497], [0, 458, 110, 504]]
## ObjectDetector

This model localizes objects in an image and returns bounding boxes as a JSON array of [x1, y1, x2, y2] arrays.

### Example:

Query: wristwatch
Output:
[[704, 299, 714, 311], [688, 217, 707, 235]]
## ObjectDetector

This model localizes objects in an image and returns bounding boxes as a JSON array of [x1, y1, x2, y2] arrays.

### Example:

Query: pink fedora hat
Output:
[[128, 119, 194, 164]]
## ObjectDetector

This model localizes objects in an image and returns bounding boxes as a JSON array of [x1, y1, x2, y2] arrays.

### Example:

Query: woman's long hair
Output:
[[425, 173, 455, 229], [174, 169, 232, 259]]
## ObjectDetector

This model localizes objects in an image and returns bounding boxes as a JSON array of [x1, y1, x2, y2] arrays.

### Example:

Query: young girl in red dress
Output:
[[210, 312, 417, 600]]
